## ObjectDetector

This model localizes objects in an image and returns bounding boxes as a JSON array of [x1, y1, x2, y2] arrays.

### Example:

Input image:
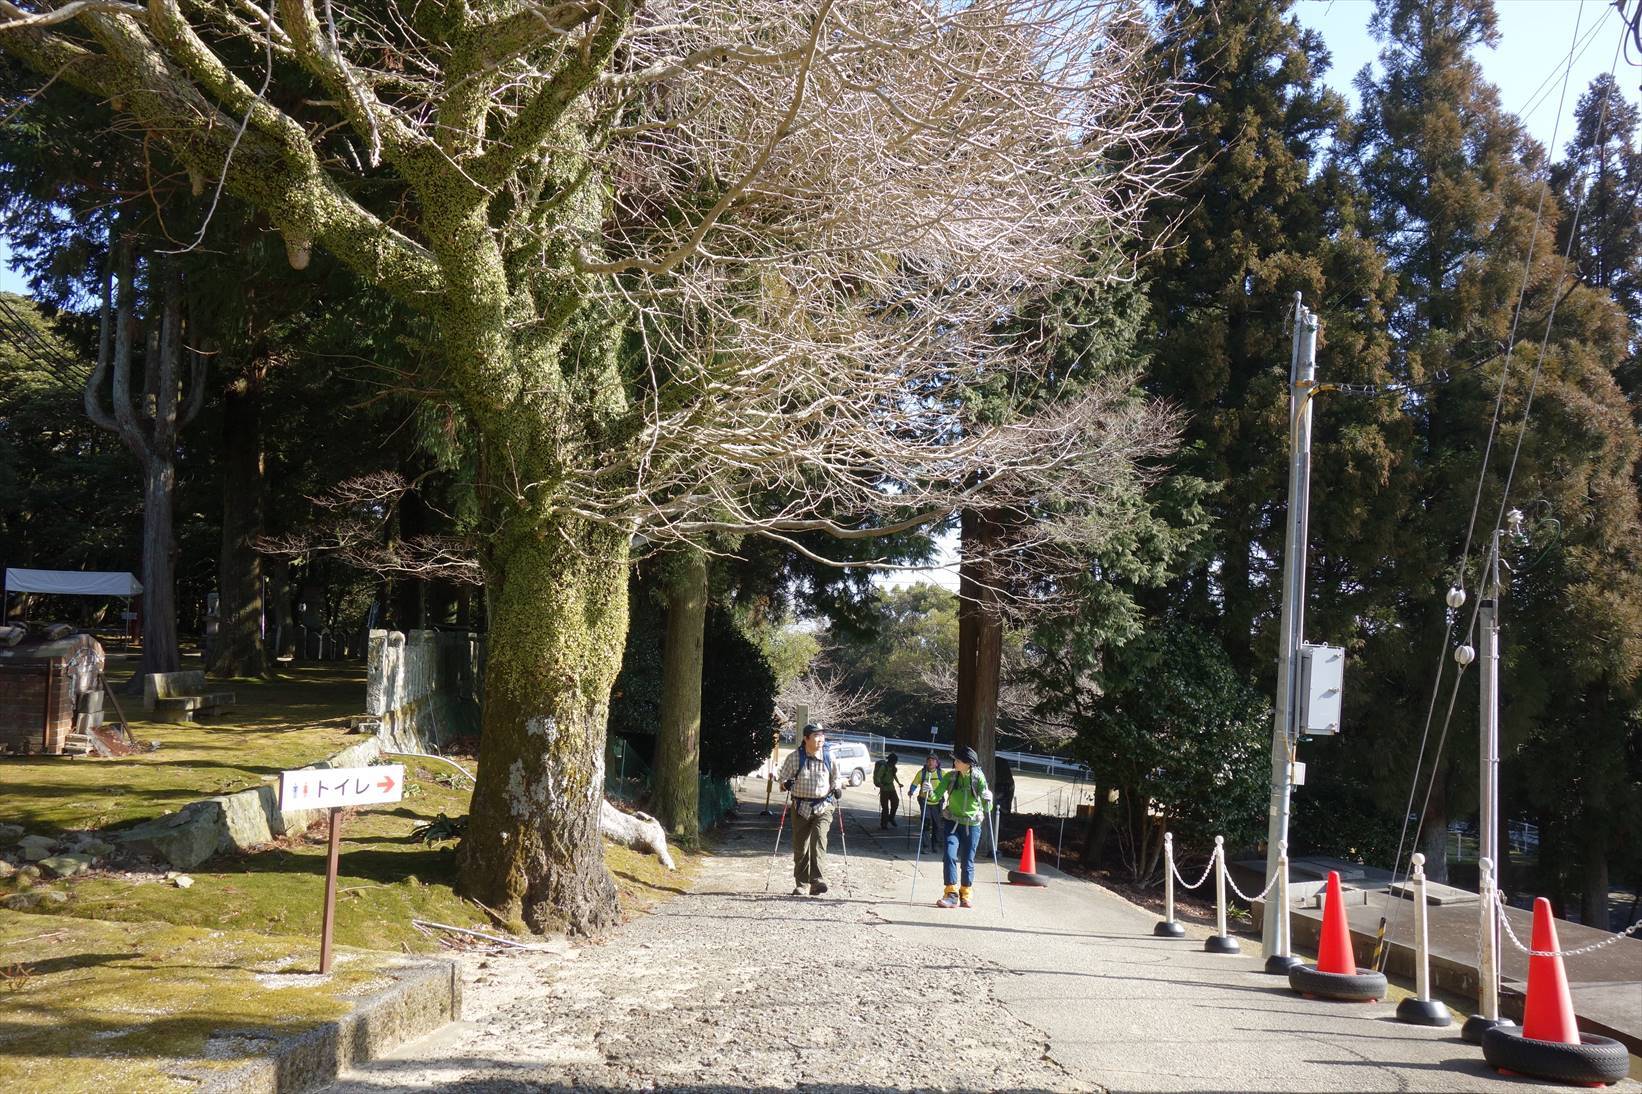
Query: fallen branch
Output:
[[409, 919, 562, 951], [600, 799, 676, 871]]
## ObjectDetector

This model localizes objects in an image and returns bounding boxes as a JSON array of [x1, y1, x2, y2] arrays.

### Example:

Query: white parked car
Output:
[[827, 741, 873, 787]]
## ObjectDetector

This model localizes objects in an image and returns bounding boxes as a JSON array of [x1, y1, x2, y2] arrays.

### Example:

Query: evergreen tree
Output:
[[1349, 0, 1642, 892], [1136, 0, 1404, 868], [1143, 0, 1404, 674]]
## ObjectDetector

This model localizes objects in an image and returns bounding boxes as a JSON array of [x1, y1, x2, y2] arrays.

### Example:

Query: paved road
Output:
[[327, 783, 1639, 1092]]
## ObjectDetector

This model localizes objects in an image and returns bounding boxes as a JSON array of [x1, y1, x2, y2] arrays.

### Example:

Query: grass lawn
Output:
[[0, 658, 368, 834], [0, 910, 429, 1093], [4, 750, 704, 951]]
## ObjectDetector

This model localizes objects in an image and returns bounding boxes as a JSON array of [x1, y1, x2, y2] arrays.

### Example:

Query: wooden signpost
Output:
[[278, 764, 405, 973]]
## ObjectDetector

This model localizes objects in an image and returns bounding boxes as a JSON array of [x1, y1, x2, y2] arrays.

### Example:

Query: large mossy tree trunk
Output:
[[457, 518, 629, 934], [653, 549, 708, 840], [208, 360, 267, 678]]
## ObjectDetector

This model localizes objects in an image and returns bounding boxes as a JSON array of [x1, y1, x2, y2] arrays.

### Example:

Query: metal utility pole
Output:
[[1261, 294, 1318, 968], [1462, 514, 1521, 1043]]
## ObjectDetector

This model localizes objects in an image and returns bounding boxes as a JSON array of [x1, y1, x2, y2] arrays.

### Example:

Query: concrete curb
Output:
[[198, 954, 462, 1094], [115, 735, 385, 870]]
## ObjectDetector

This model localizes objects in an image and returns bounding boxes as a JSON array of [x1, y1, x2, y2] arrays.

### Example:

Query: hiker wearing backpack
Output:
[[873, 752, 902, 829], [927, 746, 992, 908], [777, 723, 843, 896], [907, 753, 943, 852]]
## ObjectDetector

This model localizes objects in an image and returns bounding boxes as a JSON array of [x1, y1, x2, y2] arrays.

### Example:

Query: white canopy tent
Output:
[[2, 568, 142, 623]]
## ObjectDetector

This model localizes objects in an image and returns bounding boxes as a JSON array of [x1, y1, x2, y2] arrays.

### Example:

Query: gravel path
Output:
[[328, 792, 1088, 1093]]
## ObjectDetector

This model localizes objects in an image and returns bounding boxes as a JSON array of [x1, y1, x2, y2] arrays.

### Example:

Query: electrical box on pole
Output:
[[1298, 643, 1345, 735]]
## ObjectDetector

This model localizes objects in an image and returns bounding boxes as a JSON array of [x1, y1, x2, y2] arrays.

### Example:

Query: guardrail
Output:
[[828, 732, 1088, 778]]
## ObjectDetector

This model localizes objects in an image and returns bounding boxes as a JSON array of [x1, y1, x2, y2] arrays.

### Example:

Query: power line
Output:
[[1375, 0, 1605, 969]]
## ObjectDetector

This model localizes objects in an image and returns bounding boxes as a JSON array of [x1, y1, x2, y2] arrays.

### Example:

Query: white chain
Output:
[[1224, 863, 1280, 904], [1496, 899, 1642, 958], [1171, 846, 1217, 891]]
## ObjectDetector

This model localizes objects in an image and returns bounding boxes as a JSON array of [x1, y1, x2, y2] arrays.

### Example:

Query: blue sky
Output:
[[1295, 0, 1641, 154]]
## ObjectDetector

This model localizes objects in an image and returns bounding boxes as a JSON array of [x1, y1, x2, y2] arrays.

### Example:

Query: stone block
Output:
[[1390, 879, 1479, 905], [18, 834, 57, 861], [219, 784, 280, 848], [39, 852, 95, 878], [0, 822, 24, 847], [3, 889, 68, 910], [76, 838, 116, 858], [115, 800, 227, 870]]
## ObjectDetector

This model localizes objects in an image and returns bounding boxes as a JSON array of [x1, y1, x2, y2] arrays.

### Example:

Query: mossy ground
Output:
[[0, 648, 702, 1084], [0, 911, 404, 1093], [0, 655, 366, 834], [4, 754, 703, 949]]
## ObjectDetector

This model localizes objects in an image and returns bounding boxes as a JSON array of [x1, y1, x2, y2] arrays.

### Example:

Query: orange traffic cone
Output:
[[1521, 897, 1579, 1044], [1288, 870, 1386, 1001], [1480, 897, 1629, 1084], [1007, 827, 1047, 886], [1317, 871, 1356, 974]]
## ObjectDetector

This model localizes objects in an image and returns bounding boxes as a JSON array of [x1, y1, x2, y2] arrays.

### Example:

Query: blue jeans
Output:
[[943, 819, 980, 887]]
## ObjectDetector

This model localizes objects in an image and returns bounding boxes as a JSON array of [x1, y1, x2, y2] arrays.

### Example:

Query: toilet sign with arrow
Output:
[[278, 763, 405, 973]]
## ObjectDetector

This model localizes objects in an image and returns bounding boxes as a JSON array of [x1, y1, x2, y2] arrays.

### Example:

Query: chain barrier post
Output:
[[1154, 831, 1186, 938], [1396, 852, 1452, 1025], [1205, 835, 1240, 954], [1462, 856, 1515, 1043], [1265, 839, 1302, 973]]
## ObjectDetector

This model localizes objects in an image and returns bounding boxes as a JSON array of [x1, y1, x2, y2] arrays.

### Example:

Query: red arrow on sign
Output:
[[377, 774, 396, 792]]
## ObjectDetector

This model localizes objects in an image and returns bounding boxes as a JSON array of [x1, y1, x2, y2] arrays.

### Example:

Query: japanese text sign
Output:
[[279, 764, 405, 809]]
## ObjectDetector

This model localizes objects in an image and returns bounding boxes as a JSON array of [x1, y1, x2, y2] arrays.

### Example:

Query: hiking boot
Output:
[[936, 892, 959, 909], [959, 894, 973, 908], [809, 881, 829, 896]]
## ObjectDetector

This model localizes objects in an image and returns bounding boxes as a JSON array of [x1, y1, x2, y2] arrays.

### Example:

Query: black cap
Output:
[[802, 723, 823, 737], [957, 746, 979, 765], [887, 752, 898, 764]]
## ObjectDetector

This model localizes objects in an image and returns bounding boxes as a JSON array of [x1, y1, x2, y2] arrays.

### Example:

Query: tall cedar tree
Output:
[[1350, 0, 1642, 887], [1140, 0, 1405, 855]]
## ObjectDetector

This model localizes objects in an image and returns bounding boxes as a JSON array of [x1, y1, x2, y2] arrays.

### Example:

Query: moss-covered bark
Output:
[[653, 549, 707, 840], [457, 515, 629, 934]]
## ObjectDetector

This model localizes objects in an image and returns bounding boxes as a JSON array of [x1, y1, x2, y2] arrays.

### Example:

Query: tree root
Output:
[[600, 799, 676, 870]]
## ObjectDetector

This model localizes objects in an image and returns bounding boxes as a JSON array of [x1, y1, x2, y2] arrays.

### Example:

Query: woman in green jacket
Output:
[[928, 746, 992, 908]]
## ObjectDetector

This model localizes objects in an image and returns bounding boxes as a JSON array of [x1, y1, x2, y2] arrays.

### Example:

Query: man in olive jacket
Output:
[[778, 724, 842, 896]]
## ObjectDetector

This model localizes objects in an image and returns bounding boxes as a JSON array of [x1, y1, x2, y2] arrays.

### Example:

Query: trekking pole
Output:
[[910, 797, 929, 903], [835, 796, 851, 895], [762, 792, 792, 894], [986, 805, 1005, 917]]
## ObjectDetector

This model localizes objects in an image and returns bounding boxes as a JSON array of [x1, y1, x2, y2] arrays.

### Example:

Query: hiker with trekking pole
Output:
[[906, 753, 943, 853], [927, 746, 992, 909], [774, 723, 843, 896]]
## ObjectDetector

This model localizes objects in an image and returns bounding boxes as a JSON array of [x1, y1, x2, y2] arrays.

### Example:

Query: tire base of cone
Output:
[[1153, 920, 1185, 938], [1287, 963, 1386, 1001], [1480, 1027, 1630, 1086], [1007, 870, 1048, 886], [1264, 954, 1304, 975], [1461, 1014, 1515, 1045], [1204, 934, 1240, 954], [1395, 998, 1452, 1027]]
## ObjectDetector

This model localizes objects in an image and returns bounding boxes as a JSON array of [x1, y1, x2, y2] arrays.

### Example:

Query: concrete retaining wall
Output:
[[200, 955, 462, 1094], [115, 737, 385, 870], [365, 629, 483, 754]]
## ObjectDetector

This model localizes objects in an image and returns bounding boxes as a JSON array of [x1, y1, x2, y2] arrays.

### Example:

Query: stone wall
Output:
[[116, 736, 385, 870], [365, 629, 483, 754]]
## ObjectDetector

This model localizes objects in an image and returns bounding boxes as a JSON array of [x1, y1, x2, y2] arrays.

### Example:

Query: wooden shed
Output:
[[0, 631, 105, 755]]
